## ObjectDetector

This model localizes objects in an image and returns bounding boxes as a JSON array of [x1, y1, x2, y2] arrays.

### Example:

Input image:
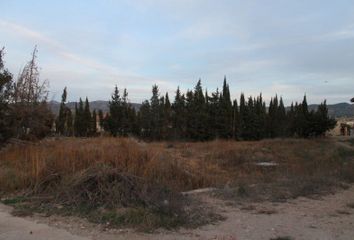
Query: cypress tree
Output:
[[209, 88, 220, 138], [56, 87, 67, 135], [300, 95, 310, 137], [77, 98, 85, 136], [287, 102, 295, 136], [150, 85, 161, 140], [232, 99, 239, 139], [66, 108, 73, 136], [278, 97, 287, 136], [185, 89, 194, 139], [311, 100, 336, 136], [163, 92, 172, 139], [98, 109, 104, 132], [219, 76, 233, 138], [91, 109, 97, 136], [139, 100, 151, 138], [239, 93, 248, 139], [84, 97, 91, 136], [121, 88, 130, 136], [107, 85, 122, 136], [188, 80, 208, 140], [254, 94, 266, 139], [172, 86, 186, 139], [74, 103, 78, 136], [245, 96, 257, 139]]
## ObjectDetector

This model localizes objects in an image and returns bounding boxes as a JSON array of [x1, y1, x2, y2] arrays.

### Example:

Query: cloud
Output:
[[0, 19, 175, 98], [0, 19, 144, 81], [1, 1, 354, 104]]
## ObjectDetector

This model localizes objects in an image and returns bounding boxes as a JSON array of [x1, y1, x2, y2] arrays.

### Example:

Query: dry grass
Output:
[[1, 137, 353, 193], [0, 137, 209, 192], [1, 137, 354, 229]]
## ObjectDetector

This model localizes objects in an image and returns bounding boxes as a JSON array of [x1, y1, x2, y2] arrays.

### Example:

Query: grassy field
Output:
[[1, 137, 354, 230]]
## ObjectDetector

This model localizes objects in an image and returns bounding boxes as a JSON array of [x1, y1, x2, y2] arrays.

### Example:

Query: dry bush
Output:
[[1, 137, 353, 194], [0, 138, 222, 230], [0, 137, 209, 192]]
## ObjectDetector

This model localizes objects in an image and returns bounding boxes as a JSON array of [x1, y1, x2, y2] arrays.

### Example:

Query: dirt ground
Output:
[[1, 185, 354, 240]]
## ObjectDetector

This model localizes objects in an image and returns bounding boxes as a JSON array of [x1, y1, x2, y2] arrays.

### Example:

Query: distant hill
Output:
[[49, 101, 141, 115], [285, 103, 354, 118], [308, 103, 354, 118], [49, 101, 354, 118]]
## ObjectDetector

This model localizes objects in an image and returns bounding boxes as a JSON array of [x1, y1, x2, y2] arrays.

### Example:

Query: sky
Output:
[[1, 0, 354, 105]]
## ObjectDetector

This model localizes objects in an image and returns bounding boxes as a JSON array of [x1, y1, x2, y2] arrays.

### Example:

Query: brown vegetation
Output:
[[1, 137, 354, 193], [0, 137, 354, 229]]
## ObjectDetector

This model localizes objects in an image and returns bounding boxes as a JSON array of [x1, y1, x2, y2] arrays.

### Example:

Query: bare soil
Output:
[[2, 185, 354, 240]]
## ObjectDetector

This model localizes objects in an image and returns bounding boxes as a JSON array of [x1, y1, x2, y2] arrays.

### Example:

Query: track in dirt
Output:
[[1, 185, 354, 240]]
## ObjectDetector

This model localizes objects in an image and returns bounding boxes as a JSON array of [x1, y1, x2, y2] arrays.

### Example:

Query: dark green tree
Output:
[[238, 93, 247, 139], [84, 97, 91, 136], [138, 100, 151, 138], [150, 85, 161, 140], [0, 47, 14, 143], [107, 86, 122, 136], [172, 86, 186, 139], [56, 87, 68, 135], [74, 98, 85, 137], [186, 80, 208, 140], [232, 99, 239, 139], [98, 109, 104, 132], [91, 109, 97, 136], [219, 77, 233, 138]]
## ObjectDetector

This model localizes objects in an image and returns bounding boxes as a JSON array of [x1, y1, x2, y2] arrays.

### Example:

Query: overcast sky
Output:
[[1, 0, 354, 104]]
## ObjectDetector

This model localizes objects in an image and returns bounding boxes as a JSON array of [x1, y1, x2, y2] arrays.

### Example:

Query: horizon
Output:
[[1, 1, 354, 105]]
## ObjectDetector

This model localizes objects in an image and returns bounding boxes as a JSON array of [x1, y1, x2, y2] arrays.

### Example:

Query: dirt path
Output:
[[1, 186, 354, 240], [0, 204, 88, 240]]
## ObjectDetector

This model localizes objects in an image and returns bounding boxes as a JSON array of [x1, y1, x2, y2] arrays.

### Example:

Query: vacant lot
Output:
[[1, 137, 354, 231]]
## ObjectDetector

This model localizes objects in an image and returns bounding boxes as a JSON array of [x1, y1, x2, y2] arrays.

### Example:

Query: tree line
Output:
[[55, 78, 336, 140], [0, 47, 336, 144]]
